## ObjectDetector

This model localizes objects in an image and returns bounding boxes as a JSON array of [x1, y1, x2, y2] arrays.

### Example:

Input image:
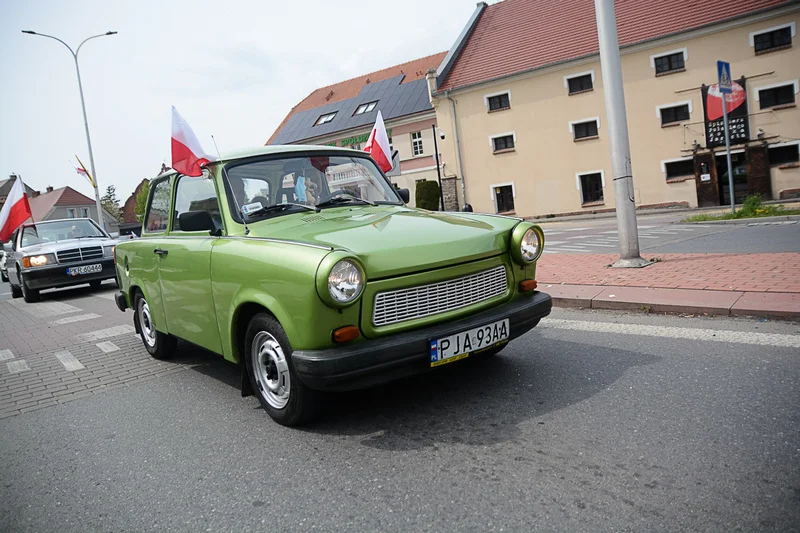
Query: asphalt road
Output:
[[1, 306, 798, 533], [541, 213, 800, 254]]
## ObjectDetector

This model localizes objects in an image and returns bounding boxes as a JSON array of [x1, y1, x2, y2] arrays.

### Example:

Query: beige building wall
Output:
[[432, 9, 800, 217]]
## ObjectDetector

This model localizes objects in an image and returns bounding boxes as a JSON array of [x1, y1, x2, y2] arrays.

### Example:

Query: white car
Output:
[[0, 249, 8, 282]]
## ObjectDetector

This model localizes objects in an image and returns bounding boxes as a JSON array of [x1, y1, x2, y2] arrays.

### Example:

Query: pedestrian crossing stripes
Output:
[[7, 360, 30, 374], [76, 325, 136, 342], [0, 349, 13, 361], [53, 313, 102, 325], [55, 350, 85, 371], [96, 341, 120, 353], [542, 223, 711, 254]]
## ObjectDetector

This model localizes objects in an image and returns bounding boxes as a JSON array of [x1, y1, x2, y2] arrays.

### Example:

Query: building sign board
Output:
[[701, 78, 749, 148]]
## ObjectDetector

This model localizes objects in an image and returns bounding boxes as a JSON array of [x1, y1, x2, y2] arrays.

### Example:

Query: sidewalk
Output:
[[537, 252, 800, 319]]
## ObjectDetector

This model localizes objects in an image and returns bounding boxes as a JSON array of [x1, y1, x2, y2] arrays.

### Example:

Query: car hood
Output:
[[21, 237, 118, 255], [248, 206, 520, 278]]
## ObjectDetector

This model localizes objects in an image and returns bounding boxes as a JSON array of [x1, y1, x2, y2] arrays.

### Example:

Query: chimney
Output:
[[46, 186, 53, 193], [425, 68, 439, 106]]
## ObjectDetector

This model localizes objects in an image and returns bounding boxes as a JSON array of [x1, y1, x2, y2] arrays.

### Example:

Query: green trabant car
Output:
[[114, 146, 551, 425]]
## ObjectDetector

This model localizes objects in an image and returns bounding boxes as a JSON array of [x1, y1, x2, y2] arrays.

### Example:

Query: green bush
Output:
[[415, 181, 441, 211]]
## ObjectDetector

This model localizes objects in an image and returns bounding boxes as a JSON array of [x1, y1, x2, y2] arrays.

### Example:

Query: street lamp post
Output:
[[22, 30, 117, 230]]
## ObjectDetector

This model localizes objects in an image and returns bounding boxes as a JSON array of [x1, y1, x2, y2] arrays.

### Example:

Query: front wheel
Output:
[[10, 279, 22, 298], [90, 280, 103, 289], [1, 271, 8, 282], [134, 291, 176, 359], [244, 313, 319, 426], [20, 274, 40, 303]]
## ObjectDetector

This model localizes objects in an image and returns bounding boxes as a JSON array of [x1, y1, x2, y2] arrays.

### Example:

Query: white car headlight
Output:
[[520, 228, 542, 262], [29, 254, 55, 267], [328, 259, 364, 304]]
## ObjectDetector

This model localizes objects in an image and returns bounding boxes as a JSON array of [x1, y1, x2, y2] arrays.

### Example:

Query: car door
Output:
[[156, 174, 222, 354], [6, 229, 21, 283]]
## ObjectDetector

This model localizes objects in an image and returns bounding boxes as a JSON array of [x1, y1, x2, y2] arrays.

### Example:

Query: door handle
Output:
[[153, 248, 168, 256]]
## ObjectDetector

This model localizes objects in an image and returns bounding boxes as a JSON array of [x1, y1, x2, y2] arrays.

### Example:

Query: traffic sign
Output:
[[717, 61, 732, 94]]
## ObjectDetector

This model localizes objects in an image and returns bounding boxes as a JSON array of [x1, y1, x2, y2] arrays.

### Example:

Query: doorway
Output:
[[715, 152, 748, 206]]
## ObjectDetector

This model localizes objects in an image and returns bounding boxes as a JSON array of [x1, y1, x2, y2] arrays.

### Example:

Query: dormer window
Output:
[[354, 101, 377, 115], [314, 112, 337, 126]]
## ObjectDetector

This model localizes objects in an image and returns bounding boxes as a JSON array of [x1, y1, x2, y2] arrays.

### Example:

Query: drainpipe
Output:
[[445, 91, 469, 210]]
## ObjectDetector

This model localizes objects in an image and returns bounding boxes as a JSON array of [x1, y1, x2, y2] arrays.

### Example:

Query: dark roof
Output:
[[438, 0, 792, 92], [268, 52, 446, 145], [0, 177, 37, 200]]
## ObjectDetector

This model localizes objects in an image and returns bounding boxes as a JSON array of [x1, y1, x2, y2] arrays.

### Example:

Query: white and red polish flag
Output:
[[171, 106, 213, 177], [363, 110, 393, 173], [0, 176, 32, 242]]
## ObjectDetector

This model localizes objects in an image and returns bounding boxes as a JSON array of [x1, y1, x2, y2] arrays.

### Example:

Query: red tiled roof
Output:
[[267, 52, 447, 144], [439, 0, 792, 91], [28, 186, 95, 221]]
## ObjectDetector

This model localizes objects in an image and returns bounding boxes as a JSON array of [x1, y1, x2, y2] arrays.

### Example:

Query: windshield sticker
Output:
[[241, 202, 263, 215]]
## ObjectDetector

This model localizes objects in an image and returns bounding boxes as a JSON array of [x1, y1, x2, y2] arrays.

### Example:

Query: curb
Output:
[[680, 215, 800, 225], [540, 283, 800, 320]]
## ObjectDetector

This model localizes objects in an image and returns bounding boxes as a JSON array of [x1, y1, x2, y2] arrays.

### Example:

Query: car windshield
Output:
[[225, 154, 402, 221], [21, 219, 106, 247]]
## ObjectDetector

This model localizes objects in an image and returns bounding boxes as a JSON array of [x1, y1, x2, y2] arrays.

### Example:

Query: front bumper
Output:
[[292, 291, 552, 392], [22, 258, 116, 290]]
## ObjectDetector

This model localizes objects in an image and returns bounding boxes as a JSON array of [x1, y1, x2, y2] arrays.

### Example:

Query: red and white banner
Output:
[[0, 176, 32, 242], [171, 106, 213, 177], [364, 110, 393, 173]]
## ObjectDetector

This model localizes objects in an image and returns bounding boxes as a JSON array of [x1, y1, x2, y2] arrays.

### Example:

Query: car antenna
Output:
[[211, 135, 250, 236]]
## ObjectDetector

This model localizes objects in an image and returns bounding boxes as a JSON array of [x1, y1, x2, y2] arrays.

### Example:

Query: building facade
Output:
[[428, 0, 800, 217], [268, 53, 458, 208], [28, 186, 120, 234]]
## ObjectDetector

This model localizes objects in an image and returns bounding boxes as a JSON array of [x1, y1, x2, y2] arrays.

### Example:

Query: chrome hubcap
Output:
[[251, 331, 290, 409], [138, 299, 156, 347]]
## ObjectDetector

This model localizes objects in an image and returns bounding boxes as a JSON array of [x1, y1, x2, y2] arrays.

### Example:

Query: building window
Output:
[[80, 207, 89, 218], [350, 143, 361, 151], [651, 49, 687, 75], [67, 208, 76, 218], [487, 93, 510, 111], [758, 83, 797, 109], [492, 134, 515, 152], [578, 172, 604, 204], [769, 144, 799, 166], [411, 131, 424, 156], [664, 159, 694, 179], [572, 119, 599, 140], [567, 74, 593, 94], [314, 112, 337, 126], [388, 133, 393, 153], [659, 103, 691, 125], [494, 185, 515, 213], [353, 101, 377, 115], [753, 25, 793, 53]]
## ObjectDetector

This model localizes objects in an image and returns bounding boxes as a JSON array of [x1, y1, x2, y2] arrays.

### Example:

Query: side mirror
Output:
[[397, 188, 410, 204], [2, 242, 11, 253], [178, 210, 219, 235]]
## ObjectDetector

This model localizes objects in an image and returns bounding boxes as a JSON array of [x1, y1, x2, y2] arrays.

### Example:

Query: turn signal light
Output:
[[333, 325, 360, 343], [22, 257, 31, 268], [519, 279, 538, 292]]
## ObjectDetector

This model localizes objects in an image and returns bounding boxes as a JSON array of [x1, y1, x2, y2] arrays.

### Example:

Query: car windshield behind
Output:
[[21, 219, 106, 247], [225, 155, 401, 220]]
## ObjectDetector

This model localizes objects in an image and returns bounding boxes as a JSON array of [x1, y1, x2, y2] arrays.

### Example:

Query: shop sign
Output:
[[324, 129, 392, 148], [701, 78, 749, 148]]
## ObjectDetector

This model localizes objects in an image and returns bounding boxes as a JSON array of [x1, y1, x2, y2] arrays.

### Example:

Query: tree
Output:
[[134, 181, 150, 222], [101, 185, 123, 222], [415, 180, 441, 211]]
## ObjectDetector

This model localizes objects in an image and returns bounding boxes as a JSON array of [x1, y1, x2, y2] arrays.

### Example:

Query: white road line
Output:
[[545, 241, 567, 246], [9, 300, 82, 318], [585, 243, 617, 247], [549, 248, 591, 253], [637, 225, 658, 229], [76, 325, 136, 342], [645, 231, 678, 235], [541, 319, 800, 348], [96, 341, 120, 353], [567, 235, 591, 240], [601, 230, 618, 234], [53, 313, 101, 325], [92, 292, 116, 301], [55, 350, 85, 371], [560, 227, 590, 232], [7, 360, 30, 373], [0, 349, 14, 361], [0, 292, 10, 296]]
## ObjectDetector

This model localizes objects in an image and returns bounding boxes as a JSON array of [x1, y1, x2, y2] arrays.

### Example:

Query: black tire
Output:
[[134, 291, 176, 359], [1, 271, 8, 283], [90, 280, 103, 289], [20, 273, 40, 303], [244, 313, 319, 426], [10, 279, 22, 298]]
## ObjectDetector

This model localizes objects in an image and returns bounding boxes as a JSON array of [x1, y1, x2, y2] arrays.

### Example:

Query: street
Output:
[[1, 281, 798, 532]]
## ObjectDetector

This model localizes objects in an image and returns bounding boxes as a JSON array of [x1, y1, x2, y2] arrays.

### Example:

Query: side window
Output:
[[145, 178, 172, 233], [173, 176, 221, 232]]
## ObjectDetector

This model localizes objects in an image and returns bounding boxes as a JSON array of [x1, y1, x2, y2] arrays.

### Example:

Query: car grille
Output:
[[373, 265, 508, 327], [56, 246, 104, 264]]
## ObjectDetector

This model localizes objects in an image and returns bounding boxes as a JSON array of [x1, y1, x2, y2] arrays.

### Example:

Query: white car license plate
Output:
[[430, 318, 509, 367], [66, 264, 102, 276]]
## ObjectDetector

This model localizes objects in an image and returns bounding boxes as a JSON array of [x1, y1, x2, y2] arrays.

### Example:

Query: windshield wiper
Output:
[[317, 195, 376, 209], [244, 202, 319, 219], [74, 235, 106, 239]]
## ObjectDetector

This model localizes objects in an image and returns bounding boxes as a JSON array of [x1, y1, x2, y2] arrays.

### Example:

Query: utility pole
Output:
[[431, 124, 445, 211], [594, 0, 649, 268]]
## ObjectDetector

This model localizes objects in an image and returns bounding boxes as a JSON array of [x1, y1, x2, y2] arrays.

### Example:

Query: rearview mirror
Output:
[[2, 242, 11, 253], [178, 210, 219, 235], [397, 188, 410, 204]]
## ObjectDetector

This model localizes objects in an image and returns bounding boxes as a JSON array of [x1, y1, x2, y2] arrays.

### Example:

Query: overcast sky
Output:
[[1, 0, 475, 203]]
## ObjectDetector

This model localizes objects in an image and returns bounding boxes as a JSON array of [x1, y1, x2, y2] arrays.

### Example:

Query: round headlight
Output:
[[30, 255, 49, 266], [520, 228, 541, 262], [328, 259, 363, 304]]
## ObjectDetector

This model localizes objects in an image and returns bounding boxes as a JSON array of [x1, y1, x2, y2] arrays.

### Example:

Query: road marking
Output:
[[567, 235, 591, 240], [0, 349, 13, 361], [601, 230, 618, 234], [9, 300, 82, 318], [53, 313, 101, 325], [7, 360, 30, 373], [96, 341, 120, 353], [545, 241, 567, 246], [0, 292, 10, 296], [76, 325, 136, 342], [560, 227, 590, 232], [542, 319, 800, 348], [93, 292, 116, 301], [55, 350, 85, 371], [585, 243, 616, 247]]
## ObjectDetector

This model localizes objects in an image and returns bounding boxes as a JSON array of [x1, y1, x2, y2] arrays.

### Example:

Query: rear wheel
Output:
[[90, 280, 103, 289], [20, 273, 40, 303], [1, 271, 8, 282], [134, 291, 176, 359], [244, 313, 319, 426]]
